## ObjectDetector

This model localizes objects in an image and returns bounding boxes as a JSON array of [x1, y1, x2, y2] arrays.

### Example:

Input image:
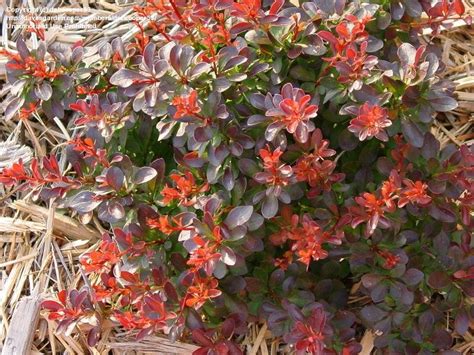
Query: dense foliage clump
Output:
[[1, 0, 472, 353]]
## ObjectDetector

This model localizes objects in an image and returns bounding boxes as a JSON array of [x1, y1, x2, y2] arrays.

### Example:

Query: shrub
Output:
[[1, 0, 473, 353]]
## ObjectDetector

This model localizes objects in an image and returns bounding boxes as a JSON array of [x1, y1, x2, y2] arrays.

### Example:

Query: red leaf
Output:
[[269, 0, 284, 15], [42, 300, 63, 311], [191, 329, 214, 347], [58, 290, 68, 305], [453, 0, 465, 15], [230, 22, 253, 36], [120, 271, 138, 283]]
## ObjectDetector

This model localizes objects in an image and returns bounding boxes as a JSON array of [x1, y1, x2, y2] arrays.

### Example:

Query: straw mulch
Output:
[[0, 1, 473, 354]]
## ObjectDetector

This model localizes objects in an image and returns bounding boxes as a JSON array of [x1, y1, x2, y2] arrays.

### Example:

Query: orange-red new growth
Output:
[[69, 137, 110, 168], [80, 236, 121, 274], [19, 102, 39, 120], [172, 90, 201, 119], [294, 159, 337, 190], [0, 159, 28, 186], [348, 102, 392, 142], [270, 214, 342, 269], [0, 156, 78, 192], [185, 275, 222, 309], [274, 251, 293, 271], [276, 95, 318, 134], [42, 290, 91, 324], [398, 179, 431, 208], [7, 56, 61, 79], [256, 147, 293, 187], [352, 192, 386, 235], [231, 0, 262, 21], [146, 215, 192, 235], [187, 227, 223, 275], [26, 18, 46, 41], [76, 85, 109, 96], [376, 249, 400, 269], [289, 306, 329, 354], [161, 171, 209, 206]]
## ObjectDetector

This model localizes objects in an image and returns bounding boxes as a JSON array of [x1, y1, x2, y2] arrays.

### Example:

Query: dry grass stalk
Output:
[[1, 286, 41, 355], [106, 334, 200, 354], [359, 330, 376, 355], [10, 200, 100, 241]]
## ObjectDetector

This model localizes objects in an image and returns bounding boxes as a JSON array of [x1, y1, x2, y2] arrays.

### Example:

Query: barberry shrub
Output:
[[1, 0, 472, 353]]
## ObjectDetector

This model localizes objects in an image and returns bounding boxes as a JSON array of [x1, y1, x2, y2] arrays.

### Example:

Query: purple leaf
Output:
[[106, 166, 124, 191], [402, 268, 424, 286], [133, 167, 157, 185], [150, 158, 165, 183], [215, 0, 233, 10], [183, 153, 205, 168], [221, 318, 235, 338], [71, 47, 84, 65], [110, 69, 149, 88], [223, 56, 247, 71], [370, 283, 388, 303], [228, 226, 247, 241], [314, 0, 337, 14], [5, 97, 25, 120], [142, 42, 156, 71], [16, 37, 30, 60], [249, 93, 266, 110], [189, 62, 211, 79], [249, 63, 270, 76], [265, 122, 284, 141], [107, 200, 125, 220], [35, 82, 52, 101], [69, 191, 101, 213], [454, 309, 469, 335], [305, 34, 327, 56], [427, 271, 451, 289], [214, 77, 231, 92], [222, 168, 234, 191], [391, 1, 405, 20], [361, 274, 384, 288], [169, 45, 182, 73], [224, 206, 253, 229], [164, 281, 179, 302], [154, 60, 169, 78], [208, 145, 229, 166], [261, 195, 278, 219], [194, 126, 212, 143], [87, 327, 100, 347], [238, 158, 259, 176], [398, 43, 416, 66], [55, 75, 74, 91], [432, 329, 452, 350], [429, 204, 457, 223], [401, 120, 424, 148], [99, 43, 112, 59], [361, 305, 387, 324], [429, 94, 458, 112], [419, 311, 434, 334], [247, 213, 264, 231], [221, 246, 237, 265], [422, 133, 440, 159], [404, 0, 422, 17]]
